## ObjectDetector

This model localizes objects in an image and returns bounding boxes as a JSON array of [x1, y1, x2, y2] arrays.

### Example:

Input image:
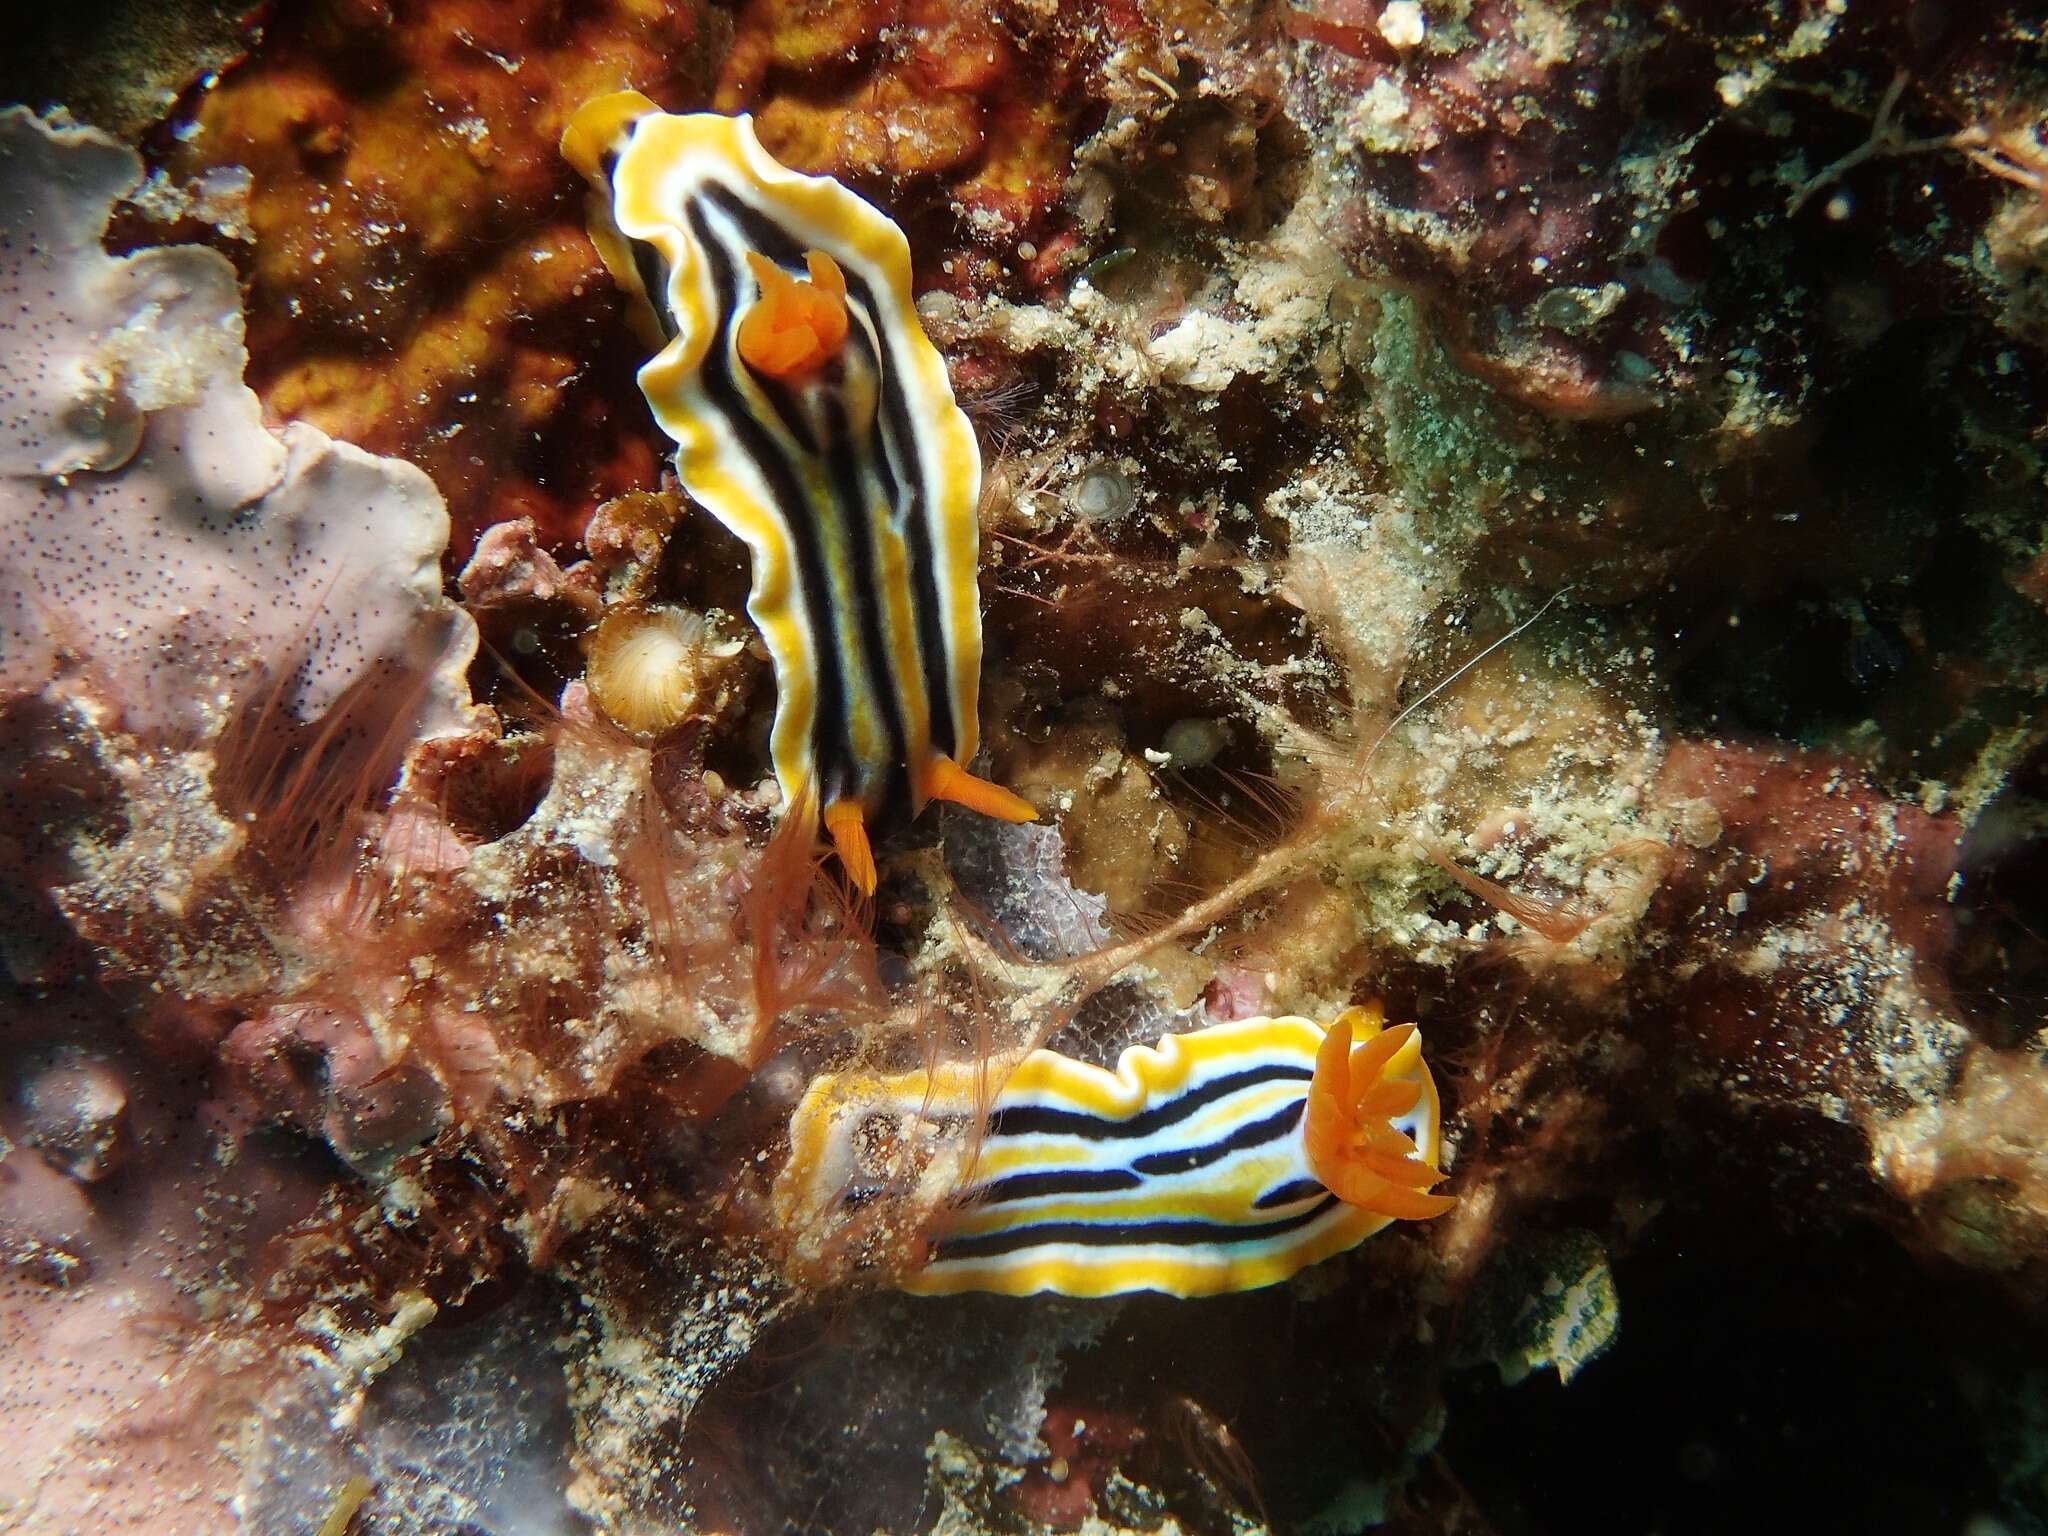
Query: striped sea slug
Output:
[[775, 1006, 1455, 1298], [562, 94, 1035, 892]]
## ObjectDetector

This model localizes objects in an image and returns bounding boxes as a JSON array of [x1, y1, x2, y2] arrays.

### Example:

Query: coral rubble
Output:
[[5, 0, 2048, 1532]]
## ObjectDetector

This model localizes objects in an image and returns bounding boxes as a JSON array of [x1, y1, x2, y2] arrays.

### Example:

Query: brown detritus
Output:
[[1002, 718, 1192, 921], [1012, 1403, 1146, 1531], [1876, 1046, 2048, 1289], [1292, 0, 2048, 411], [457, 516, 598, 618], [400, 728, 556, 848], [1653, 738, 1962, 995], [1156, 1394, 1270, 1533], [222, 1007, 447, 1178], [584, 487, 685, 591], [315, 1473, 374, 1536], [756, 11, 1060, 236], [1958, 107, 2048, 345], [1420, 842, 1610, 948], [1418, 836, 1677, 999], [17, 1049, 131, 1184]]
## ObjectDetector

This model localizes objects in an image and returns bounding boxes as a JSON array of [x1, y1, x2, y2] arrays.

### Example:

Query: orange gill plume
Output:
[[738, 250, 851, 379], [1304, 1004, 1457, 1221]]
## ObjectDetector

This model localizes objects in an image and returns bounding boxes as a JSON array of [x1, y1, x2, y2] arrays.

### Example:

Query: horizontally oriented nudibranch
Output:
[[775, 1006, 1454, 1298], [562, 93, 1035, 891]]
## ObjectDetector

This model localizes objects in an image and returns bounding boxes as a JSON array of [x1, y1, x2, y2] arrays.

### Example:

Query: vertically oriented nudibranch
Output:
[[562, 92, 1035, 891], [774, 1005, 1456, 1297]]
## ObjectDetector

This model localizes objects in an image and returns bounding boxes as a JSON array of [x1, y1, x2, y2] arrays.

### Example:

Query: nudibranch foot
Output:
[[772, 1010, 1453, 1298]]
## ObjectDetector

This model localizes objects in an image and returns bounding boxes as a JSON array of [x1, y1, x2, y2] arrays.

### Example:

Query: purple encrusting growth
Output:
[[0, 107, 475, 739]]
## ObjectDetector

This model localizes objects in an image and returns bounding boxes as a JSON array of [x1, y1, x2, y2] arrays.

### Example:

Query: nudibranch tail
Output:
[[812, 754, 1032, 897], [563, 94, 1035, 893], [772, 1011, 1451, 1298], [1305, 1006, 1457, 1222]]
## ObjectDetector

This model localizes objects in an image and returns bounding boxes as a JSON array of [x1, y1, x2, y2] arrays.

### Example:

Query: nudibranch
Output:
[[562, 93, 1035, 891], [775, 1006, 1455, 1298]]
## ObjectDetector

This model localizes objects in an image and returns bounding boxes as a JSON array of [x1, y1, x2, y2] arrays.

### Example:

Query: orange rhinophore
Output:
[[920, 754, 1038, 824], [1304, 1004, 1458, 1222]]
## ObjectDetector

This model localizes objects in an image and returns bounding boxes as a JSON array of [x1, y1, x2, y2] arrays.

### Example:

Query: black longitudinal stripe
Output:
[[898, 488, 956, 762], [821, 388, 910, 818], [869, 323, 957, 764], [627, 237, 679, 340], [851, 415, 954, 774], [972, 1167, 1144, 1205], [1253, 1177, 1327, 1211], [705, 183, 957, 762], [856, 320, 956, 763], [1130, 1099, 1304, 1177], [753, 368, 826, 457], [986, 1063, 1313, 1143], [865, 403, 956, 763], [706, 182, 804, 266], [734, 287, 911, 821], [686, 199, 854, 801], [931, 1195, 1340, 1264]]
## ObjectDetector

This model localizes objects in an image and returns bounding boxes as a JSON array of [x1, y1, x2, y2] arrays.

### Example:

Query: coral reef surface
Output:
[[4, 1, 2048, 1534]]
